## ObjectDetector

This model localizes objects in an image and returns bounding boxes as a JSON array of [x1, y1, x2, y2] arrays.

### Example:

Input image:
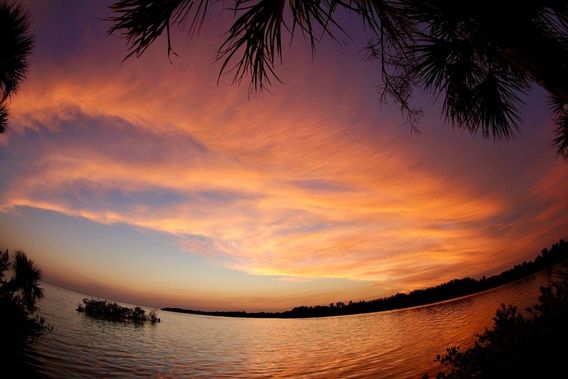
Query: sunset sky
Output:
[[0, 0, 566, 311]]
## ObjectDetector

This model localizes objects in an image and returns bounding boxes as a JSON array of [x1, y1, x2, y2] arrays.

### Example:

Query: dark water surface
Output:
[[26, 269, 561, 378]]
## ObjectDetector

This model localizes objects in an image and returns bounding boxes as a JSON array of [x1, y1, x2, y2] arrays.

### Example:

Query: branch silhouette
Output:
[[0, 0, 33, 133], [108, 1, 568, 156]]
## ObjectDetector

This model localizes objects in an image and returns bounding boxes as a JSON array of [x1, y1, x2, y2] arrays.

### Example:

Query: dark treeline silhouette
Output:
[[77, 298, 160, 323], [164, 240, 568, 318]]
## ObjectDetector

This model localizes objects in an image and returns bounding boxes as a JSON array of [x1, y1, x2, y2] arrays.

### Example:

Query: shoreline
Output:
[[162, 268, 553, 319], [163, 241, 567, 319]]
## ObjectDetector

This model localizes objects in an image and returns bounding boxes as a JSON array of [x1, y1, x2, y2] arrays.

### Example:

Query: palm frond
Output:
[[108, 0, 215, 59], [414, 33, 527, 141], [290, 0, 343, 46], [217, 0, 355, 91], [354, 0, 414, 49], [12, 251, 43, 312], [0, 249, 9, 283], [106, 0, 568, 156], [401, 0, 482, 41], [0, 0, 33, 101], [469, 70, 525, 140], [108, 1, 417, 92], [545, 2, 568, 31], [217, 0, 287, 91], [360, 1, 422, 126], [534, 7, 568, 49], [549, 95, 568, 157], [553, 111, 568, 157], [0, 101, 8, 133]]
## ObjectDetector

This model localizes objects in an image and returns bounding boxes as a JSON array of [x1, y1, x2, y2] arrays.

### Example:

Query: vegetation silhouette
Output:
[[0, 0, 33, 133], [428, 271, 568, 378], [77, 298, 160, 324], [0, 249, 50, 374], [164, 240, 568, 318], [108, 1, 568, 156]]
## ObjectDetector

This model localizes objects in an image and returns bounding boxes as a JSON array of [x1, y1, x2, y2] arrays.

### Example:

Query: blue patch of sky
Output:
[[291, 179, 351, 193], [8, 106, 211, 164], [273, 222, 337, 238], [24, 181, 258, 213], [0, 206, 367, 308]]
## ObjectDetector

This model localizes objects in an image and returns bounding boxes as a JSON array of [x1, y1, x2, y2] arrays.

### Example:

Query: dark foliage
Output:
[[0, 0, 33, 133], [395, 1, 568, 154], [0, 249, 50, 364], [108, 1, 568, 156], [164, 240, 568, 318], [77, 298, 160, 323], [431, 272, 568, 378], [108, 1, 385, 91], [0, 101, 8, 133], [550, 94, 568, 156]]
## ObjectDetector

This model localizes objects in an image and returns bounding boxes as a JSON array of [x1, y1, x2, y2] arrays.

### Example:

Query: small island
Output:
[[77, 298, 160, 323], [164, 240, 568, 319]]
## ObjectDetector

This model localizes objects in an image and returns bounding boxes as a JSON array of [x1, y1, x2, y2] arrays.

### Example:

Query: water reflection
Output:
[[27, 268, 557, 378]]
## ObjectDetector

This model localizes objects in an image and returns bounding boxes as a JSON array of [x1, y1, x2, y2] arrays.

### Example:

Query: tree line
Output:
[[163, 239, 568, 318]]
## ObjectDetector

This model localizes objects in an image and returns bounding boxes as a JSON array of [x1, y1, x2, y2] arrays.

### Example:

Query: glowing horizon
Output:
[[0, 0, 567, 311]]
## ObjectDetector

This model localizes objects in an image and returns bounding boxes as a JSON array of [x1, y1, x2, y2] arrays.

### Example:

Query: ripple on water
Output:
[[28, 267, 559, 378]]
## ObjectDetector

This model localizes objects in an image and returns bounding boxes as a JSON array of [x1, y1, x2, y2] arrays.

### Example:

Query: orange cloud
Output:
[[1, 17, 566, 301]]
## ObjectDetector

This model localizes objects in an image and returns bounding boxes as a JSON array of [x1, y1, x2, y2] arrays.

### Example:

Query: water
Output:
[[26, 268, 562, 378]]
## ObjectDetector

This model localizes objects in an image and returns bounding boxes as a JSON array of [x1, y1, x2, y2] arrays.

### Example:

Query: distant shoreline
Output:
[[163, 240, 568, 319]]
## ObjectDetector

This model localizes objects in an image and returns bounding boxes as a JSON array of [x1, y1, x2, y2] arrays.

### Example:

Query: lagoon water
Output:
[[26, 268, 561, 378]]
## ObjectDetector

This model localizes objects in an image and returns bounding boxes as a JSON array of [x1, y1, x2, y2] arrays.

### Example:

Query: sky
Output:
[[0, 0, 567, 311]]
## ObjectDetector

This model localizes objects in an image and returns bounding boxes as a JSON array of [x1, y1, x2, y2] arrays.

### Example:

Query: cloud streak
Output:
[[3, 91, 565, 291], [1, 0, 567, 305]]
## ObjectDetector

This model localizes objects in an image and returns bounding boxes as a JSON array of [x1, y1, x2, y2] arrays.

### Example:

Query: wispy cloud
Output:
[[1, 1, 567, 302]]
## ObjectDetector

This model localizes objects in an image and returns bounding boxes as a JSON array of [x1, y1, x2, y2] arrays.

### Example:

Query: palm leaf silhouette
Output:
[[11, 251, 43, 312], [108, 0, 568, 156], [0, 0, 33, 133]]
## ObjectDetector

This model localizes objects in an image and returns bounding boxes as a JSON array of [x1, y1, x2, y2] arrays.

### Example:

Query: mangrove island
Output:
[[77, 298, 160, 323]]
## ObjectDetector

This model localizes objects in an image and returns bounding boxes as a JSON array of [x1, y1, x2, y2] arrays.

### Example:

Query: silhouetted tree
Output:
[[9, 252, 44, 312], [108, 1, 568, 155], [431, 274, 568, 378], [0, 0, 33, 133], [77, 297, 160, 323], [0, 250, 49, 358]]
